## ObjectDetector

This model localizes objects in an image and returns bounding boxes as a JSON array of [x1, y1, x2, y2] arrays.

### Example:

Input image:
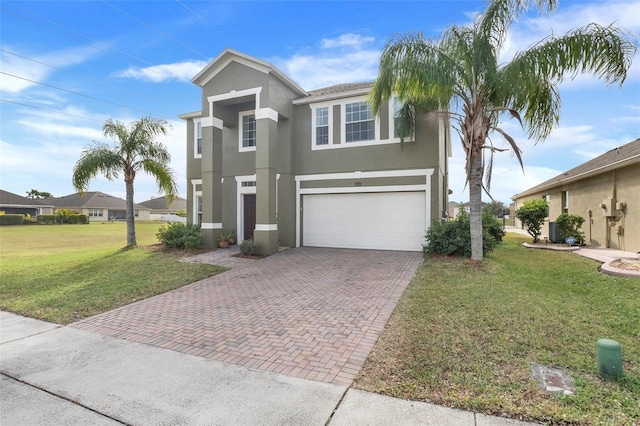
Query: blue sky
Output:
[[1, 0, 638, 205]]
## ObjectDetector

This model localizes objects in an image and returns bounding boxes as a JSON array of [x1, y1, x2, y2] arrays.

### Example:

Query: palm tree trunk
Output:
[[125, 180, 136, 247], [469, 147, 483, 261]]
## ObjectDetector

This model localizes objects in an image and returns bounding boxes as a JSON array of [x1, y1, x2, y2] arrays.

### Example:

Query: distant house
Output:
[[139, 196, 187, 222], [0, 190, 54, 216], [138, 196, 186, 214], [512, 138, 640, 252], [48, 192, 151, 222]]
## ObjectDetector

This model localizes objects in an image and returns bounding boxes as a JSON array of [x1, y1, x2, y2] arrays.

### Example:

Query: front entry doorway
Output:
[[243, 194, 256, 241]]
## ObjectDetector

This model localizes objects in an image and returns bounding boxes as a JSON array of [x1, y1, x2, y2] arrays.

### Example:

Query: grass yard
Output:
[[0, 221, 226, 324], [354, 234, 639, 425]]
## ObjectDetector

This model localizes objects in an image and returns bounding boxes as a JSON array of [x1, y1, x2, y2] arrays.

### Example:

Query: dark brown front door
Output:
[[243, 194, 256, 241]]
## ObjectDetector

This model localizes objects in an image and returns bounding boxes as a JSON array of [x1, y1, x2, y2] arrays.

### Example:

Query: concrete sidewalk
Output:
[[1, 312, 536, 425]]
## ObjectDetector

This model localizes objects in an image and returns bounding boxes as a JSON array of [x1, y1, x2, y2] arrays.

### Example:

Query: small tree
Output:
[[556, 213, 586, 245], [515, 199, 549, 243], [26, 189, 53, 199], [483, 200, 508, 218]]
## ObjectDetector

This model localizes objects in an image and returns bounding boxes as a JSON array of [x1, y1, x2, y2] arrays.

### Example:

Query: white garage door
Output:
[[302, 192, 426, 251]]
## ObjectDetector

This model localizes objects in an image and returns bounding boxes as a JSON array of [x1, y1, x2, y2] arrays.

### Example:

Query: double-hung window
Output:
[[315, 107, 329, 145], [345, 101, 375, 142], [240, 111, 256, 151], [195, 195, 202, 225], [195, 120, 202, 157]]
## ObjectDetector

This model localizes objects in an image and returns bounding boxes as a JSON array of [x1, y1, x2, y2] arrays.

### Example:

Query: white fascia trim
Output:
[[255, 107, 278, 122], [191, 179, 203, 187], [255, 224, 278, 231], [201, 116, 223, 129], [293, 87, 372, 105], [178, 111, 202, 120], [295, 169, 434, 182], [299, 184, 427, 195], [235, 174, 257, 182], [208, 87, 262, 105], [201, 222, 223, 229]]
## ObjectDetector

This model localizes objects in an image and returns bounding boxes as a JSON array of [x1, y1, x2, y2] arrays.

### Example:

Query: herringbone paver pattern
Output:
[[71, 247, 422, 385]]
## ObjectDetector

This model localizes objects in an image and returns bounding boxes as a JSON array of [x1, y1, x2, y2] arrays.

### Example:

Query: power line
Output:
[[101, 1, 209, 60], [0, 4, 171, 81], [0, 98, 186, 140], [176, 0, 203, 20], [1, 71, 155, 116], [1, 49, 177, 108]]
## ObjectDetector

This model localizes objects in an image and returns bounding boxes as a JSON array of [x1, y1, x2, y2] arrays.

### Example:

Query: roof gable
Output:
[[49, 192, 149, 210], [0, 189, 52, 207], [192, 49, 306, 96], [514, 138, 640, 199]]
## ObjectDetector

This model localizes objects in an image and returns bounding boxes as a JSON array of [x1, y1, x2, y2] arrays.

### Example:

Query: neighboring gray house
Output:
[[139, 196, 187, 222], [0, 189, 54, 216], [49, 192, 151, 222], [180, 49, 451, 254], [139, 196, 187, 214]]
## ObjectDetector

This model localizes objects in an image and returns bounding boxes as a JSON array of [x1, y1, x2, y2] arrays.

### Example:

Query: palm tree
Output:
[[73, 116, 178, 247], [370, 0, 635, 260]]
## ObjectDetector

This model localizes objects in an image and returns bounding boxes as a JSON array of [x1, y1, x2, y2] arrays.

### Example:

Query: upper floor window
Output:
[[195, 121, 202, 157], [239, 111, 256, 151], [345, 101, 375, 142], [315, 107, 329, 145], [392, 97, 403, 139]]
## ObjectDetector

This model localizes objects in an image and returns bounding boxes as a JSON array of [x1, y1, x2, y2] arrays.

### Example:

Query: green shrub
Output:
[[67, 214, 89, 224], [37, 215, 57, 224], [483, 210, 505, 242], [424, 211, 499, 257], [556, 213, 586, 244], [240, 239, 262, 256], [157, 223, 204, 250], [22, 214, 32, 224], [0, 214, 26, 226], [515, 199, 549, 243]]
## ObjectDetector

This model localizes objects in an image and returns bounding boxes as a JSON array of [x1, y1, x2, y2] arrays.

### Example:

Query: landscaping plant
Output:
[[555, 213, 586, 245], [157, 222, 204, 250], [515, 199, 549, 243], [424, 211, 503, 257]]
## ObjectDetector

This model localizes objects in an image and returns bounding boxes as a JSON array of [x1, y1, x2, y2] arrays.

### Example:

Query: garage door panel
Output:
[[302, 192, 426, 251]]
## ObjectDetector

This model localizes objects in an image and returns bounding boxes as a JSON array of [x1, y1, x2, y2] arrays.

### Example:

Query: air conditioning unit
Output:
[[549, 222, 563, 243]]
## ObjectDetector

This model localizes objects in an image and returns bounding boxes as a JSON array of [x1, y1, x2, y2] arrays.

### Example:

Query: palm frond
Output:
[[141, 159, 179, 200], [72, 142, 122, 193]]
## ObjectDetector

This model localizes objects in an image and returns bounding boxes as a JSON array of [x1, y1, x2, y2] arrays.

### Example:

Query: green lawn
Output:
[[0, 221, 226, 324], [354, 234, 640, 425]]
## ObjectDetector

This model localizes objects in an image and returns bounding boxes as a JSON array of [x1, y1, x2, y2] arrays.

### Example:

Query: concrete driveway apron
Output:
[[72, 247, 422, 386]]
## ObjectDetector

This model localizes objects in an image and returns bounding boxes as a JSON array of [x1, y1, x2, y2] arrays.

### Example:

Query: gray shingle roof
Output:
[[0, 190, 53, 207], [48, 192, 150, 210], [307, 82, 374, 97], [138, 196, 186, 211], [513, 138, 640, 198]]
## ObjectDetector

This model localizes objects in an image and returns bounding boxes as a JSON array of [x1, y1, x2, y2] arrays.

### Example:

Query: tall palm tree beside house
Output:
[[370, 0, 635, 261], [72, 116, 178, 247]]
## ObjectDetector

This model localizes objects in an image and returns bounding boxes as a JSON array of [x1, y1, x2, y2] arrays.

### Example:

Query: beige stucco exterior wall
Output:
[[513, 163, 639, 252]]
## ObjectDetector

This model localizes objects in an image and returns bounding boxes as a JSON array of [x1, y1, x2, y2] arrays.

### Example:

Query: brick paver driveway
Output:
[[72, 247, 422, 386]]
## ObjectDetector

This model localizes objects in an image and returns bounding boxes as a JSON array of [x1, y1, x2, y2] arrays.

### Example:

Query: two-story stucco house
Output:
[[180, 49, 451, 255]]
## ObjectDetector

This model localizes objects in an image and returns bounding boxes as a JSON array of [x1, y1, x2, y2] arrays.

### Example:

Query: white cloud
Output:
[[320, 33, 375, 49], [274, 33, 381, 90], [0, 44, 105, 94], [115, 60, 209, 83]]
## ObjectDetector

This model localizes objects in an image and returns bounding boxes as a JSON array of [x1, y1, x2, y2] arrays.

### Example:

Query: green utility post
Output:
[[596, 339, 623, 380]]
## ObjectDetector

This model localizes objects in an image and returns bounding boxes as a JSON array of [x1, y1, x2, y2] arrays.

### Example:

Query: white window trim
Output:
[[194, 119, 202, 159], [239, 110, 257, 152], [191, 179, 202, 225], [310, 95, 412, 151], [389, 96, 414, 143], [311, 102, 333, 149]]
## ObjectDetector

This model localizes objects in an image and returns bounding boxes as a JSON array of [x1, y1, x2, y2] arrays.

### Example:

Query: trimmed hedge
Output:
[[36, 214, 88, 224], [0, 214, 25, 226]]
